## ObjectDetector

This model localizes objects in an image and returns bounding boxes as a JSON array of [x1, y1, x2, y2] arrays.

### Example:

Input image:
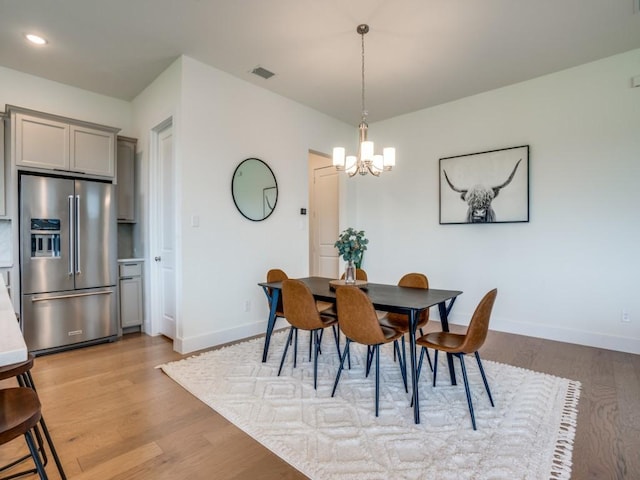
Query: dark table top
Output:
[[259, 276, 462, 314]]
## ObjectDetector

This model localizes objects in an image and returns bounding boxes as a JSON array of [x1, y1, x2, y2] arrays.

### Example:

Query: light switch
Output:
[[191, 215, 200, 227]]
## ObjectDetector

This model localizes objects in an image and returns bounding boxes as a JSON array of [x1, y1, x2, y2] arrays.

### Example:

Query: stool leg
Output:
[[38, 418, 67, 480], [24, 431, 48, 480], [22, 370, 67, 479]]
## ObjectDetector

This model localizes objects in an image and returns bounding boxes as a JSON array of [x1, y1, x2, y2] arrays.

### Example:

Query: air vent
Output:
[[251, 66, 275, 80]]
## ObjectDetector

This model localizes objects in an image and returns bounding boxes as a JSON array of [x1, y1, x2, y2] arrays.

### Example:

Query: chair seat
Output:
[[0, 388, 42, 446], [316, 301, 336, 316], [319, 314, 339, 328], [416, 331, 466, 353], [378, 313, 428, 332], [0, 354, 35, 381], [380, 324, 404, 343]]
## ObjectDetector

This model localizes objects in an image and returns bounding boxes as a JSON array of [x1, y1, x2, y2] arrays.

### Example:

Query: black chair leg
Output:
[[475, 351, 494, 407], [331, 325, 341, 358], [313, 330, 320, 389], [293, 328, 299, 368], [432, 350, 439, 387], [278, 328, 295, 376], [332, 340, 351, 397], [365, 346, 374, 377], [393, 340, 408, 392], [374, 345, 380, 417], [458, 354, 477, 430]]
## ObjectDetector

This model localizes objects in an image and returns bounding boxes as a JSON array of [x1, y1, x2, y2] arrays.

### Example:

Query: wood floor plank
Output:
[[1, 331, 638, 479]]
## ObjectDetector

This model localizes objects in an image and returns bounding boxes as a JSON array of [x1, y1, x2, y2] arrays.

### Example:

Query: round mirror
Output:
[[231, 158, 278, 221]]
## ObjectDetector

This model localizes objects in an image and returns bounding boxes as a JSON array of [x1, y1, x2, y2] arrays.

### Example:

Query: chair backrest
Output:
[[336, 286, 387, 345], [340, 268, 368, 281], [460, 288, 498, 353], [266, 269, 288, 315], [389, 272, 430, 323], [282, 279, 324, 331]]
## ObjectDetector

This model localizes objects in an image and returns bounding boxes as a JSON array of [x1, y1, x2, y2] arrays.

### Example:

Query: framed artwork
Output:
[[439, 145, 529, 224]]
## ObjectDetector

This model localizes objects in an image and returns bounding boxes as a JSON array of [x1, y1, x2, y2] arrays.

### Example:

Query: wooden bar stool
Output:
[[0, 356, 66, 480], [0, 388, 48, 479]]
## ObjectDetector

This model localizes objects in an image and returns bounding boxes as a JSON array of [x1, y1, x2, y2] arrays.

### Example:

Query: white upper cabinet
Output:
[[71, 125, 115, 177], [12, 109, 118, 179], [14, 113, 69, 171]]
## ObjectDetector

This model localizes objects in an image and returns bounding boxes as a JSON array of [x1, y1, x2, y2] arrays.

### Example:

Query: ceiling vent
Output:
[[251, 66, 275, 80]]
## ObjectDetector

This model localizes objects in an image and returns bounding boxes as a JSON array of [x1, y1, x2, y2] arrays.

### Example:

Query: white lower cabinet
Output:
[[119, 261, 143, 329]]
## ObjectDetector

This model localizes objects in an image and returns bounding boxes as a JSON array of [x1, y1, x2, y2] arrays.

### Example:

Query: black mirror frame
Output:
[[231, 157, 279, 222]]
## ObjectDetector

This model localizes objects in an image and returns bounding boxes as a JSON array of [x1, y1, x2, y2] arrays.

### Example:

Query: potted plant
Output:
[[334, 228, 368, 283]]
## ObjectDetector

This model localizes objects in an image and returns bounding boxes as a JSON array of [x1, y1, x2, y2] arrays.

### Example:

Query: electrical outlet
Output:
[[621, 310, 630, 323], [244, 300, 251, 312]]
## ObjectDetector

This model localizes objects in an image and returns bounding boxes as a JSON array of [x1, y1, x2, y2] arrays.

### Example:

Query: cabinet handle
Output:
[[120, 277, 134, 280]]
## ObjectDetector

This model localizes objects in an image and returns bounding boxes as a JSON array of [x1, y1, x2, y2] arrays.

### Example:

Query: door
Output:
[[309, 153, 339, 278], [151, 120, 177, 340], [20, 175, 75, 294], [74, 179, 117, 289]]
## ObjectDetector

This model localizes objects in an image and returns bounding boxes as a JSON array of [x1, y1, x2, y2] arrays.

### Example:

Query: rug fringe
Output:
[[549, 380, 581, 479]]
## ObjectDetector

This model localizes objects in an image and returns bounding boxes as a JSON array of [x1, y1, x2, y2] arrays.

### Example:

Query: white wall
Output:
[[355, 49, 640, 354], [0, 66, 132, 134], [141, 56, 352, 353]]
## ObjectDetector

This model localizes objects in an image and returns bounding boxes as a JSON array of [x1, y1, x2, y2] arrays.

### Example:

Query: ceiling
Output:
[[1, 0, 639, 125]]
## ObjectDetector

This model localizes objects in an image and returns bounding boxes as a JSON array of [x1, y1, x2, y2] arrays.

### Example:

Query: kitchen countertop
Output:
[[0, 277, 28, 366], [118, 258, 145, 263]]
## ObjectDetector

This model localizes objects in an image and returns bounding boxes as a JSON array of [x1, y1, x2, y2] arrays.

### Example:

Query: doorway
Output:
[[149, 118, 178, 341], [308, 151, 339, 277]]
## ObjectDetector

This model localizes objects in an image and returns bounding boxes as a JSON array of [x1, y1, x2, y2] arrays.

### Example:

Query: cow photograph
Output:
[[439, 145, 529, 224]]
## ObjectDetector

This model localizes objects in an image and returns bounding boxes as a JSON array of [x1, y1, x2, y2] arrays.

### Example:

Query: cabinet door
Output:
[[120, 276, 143, 328], [70, 125, 115, 177], [14, 113, 69, 170], [117, 138, 136, 222]]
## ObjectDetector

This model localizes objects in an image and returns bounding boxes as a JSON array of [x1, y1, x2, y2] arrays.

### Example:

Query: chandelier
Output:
[[333, 24, 395, 177]]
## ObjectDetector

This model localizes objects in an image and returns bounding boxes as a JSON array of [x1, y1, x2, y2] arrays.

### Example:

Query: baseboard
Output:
[[441, 312, 640, 355], [175, 319, 275, 355]]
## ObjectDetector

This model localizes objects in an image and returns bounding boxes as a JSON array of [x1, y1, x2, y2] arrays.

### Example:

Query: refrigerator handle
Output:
[[68, 195, 74, 276], [75, 195, 81, 275]]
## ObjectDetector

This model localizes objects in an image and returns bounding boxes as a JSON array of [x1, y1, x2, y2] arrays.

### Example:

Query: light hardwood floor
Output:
[[1, 330, 638, 479]]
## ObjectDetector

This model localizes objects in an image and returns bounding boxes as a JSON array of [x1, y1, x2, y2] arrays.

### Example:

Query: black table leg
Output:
[[261, 287, 280, 362], [438, 301, 457, 386], [408, 309, 420, 423]]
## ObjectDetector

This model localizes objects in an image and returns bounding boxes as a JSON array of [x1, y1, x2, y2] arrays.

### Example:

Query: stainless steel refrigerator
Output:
[[20, 173, 118, 353]]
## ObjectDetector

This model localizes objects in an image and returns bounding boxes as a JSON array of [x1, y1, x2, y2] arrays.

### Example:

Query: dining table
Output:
[[258, 276, 462, 424]]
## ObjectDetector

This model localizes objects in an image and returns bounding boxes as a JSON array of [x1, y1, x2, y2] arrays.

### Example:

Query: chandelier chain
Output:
[[361, 29, 366, 121]]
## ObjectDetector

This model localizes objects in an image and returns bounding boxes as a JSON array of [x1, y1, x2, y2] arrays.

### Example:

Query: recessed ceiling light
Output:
[[25, 34, 47, 45]]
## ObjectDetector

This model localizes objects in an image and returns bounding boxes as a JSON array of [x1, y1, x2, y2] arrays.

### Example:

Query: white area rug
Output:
[[159, 332, 580, 480]]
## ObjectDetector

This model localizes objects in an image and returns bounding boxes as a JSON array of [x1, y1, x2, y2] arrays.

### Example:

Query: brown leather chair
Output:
[[416, 288, 498, 430], [378, 273, 433, 371], [278, 279, 340, 389], [0, 388, 49, 479], [266, 268, 288, 320], [332, 286, 407, 416]]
